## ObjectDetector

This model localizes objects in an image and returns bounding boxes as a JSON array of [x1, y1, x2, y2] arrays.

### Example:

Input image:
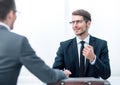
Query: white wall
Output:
[[14, 0, 120, 84]]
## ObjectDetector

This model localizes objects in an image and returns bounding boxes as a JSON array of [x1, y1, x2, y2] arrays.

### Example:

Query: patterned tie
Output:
[[79, 41, 85, 77]]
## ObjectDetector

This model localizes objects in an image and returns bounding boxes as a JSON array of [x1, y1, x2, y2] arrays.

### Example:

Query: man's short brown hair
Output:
[[72, 9, 91, 22]]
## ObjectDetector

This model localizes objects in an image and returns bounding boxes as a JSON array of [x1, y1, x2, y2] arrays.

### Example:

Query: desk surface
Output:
[[47, 77, 120, 85], [48, 77, 110, 85], [17, 76, 120, 85]]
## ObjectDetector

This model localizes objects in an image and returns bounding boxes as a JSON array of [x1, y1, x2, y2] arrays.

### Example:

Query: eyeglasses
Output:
[[13, 9, 21, 16], [69, 20, 85, 24], [16, 11, 21, 16]]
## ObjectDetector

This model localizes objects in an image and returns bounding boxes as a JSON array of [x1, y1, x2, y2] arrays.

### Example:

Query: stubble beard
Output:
[[76, 28, 88, 36]]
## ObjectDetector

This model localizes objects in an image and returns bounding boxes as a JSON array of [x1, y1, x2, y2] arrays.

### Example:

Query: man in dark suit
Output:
[[53, 9, 111, 79], [0, 0, 71, 85]]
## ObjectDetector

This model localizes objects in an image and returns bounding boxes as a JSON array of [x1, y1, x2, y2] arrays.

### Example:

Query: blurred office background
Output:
[[14, 0, 120, 85]]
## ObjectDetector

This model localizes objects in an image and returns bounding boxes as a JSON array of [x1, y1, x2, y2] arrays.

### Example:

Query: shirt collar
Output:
[[76, 35, 90, 44], [0, 22, 11, 31]]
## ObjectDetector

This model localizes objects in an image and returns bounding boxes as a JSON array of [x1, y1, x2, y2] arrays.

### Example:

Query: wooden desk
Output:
[[47, 77, 110, 85]]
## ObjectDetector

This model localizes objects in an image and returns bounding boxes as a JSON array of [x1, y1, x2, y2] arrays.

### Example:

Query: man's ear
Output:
[[6, 10, 15, 21], [5, 10, 15, 30], [87, 21, 91, 28]]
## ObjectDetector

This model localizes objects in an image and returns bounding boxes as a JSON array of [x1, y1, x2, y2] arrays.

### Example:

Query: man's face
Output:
[[70, 15, 90, 36]]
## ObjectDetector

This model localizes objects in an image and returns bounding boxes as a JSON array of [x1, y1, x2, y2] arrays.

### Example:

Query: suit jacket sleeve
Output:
[[52, 42, 65, 70], [19, 37, 67, 83], [94, 40, 111, 79]]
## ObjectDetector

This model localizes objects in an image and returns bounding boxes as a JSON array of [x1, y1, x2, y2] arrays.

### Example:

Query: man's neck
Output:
[[78, 33, 89, 40]]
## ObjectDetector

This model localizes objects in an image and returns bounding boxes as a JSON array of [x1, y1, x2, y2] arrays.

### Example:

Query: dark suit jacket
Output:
[[53, 36, 111, 79], [0, 25, 66, 85]]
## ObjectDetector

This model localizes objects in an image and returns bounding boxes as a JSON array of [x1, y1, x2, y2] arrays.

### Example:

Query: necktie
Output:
[[79, 41, 85, 77]]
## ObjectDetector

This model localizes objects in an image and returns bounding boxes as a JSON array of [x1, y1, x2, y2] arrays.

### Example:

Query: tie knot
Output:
[[80, 41, 85, 45]]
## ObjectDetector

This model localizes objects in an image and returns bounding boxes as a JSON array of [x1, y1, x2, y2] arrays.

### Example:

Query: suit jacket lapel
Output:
[[72, 38, 80, 71], [89, 35, 96, 49]]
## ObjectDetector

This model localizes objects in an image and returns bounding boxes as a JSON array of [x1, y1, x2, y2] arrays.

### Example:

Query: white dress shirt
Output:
[[76, 35, 96, 65]]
